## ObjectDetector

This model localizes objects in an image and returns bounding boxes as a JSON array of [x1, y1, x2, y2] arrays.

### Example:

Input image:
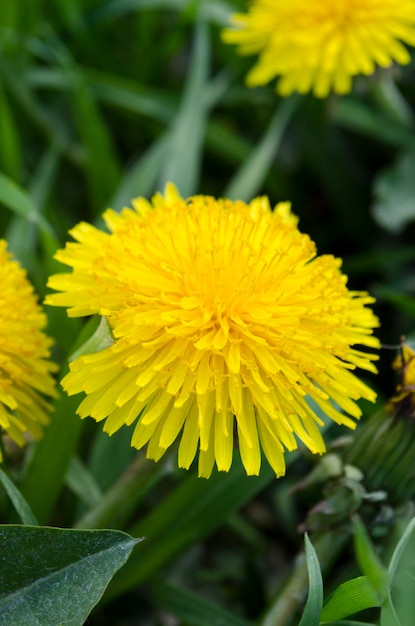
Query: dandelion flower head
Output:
[[223, 0, 415, 97], [46, 184, 379, 478], [0, 240, 57, 459]]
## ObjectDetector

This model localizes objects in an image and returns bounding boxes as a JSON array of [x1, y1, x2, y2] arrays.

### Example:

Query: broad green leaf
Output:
[[159, 16, 210, 196], [0, 525, 141, 626], [372, 148, 415, 233], [152, 579, 253, 626], [0, 469, 38, 526], [225, 96, 299, 201], [353, 517, 388, 600], [298, 534, 323, 626], [321, 576, 380, 622]]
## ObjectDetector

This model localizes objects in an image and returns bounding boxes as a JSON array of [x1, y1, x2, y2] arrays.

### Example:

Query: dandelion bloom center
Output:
[[0, 241, 57, 459], [46, 184, 379, 477], [223, 0, 415, 97]]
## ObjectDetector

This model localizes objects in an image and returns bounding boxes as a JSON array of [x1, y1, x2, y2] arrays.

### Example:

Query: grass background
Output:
[[1, 1, 415, 624]]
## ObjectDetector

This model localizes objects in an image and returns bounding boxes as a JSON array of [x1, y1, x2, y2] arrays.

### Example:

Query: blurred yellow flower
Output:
[[46, 184, 379, 478], [0, 241, 57, 459], [223, 0, 415, 97], [390, 343, 415, 412]]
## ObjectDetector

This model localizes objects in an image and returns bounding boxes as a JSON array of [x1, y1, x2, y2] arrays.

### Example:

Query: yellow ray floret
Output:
[[223, 0, 415, 97], [46, 184, 379, 477], [0, 241, 57, 459]]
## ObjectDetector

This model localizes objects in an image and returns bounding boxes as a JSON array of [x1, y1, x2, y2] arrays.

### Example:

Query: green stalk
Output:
[[74, 454, 168, 530]]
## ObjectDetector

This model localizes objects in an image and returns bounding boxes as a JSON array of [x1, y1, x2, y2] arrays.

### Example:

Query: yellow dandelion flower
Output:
[[46, 184, 379, 478], [223, 0, 415, 97], [0, 240, 57, 460]]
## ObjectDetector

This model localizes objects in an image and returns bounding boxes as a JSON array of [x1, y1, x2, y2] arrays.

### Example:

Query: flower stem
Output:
[[260, 528, 350, 626], [74, 454, 169, 530]]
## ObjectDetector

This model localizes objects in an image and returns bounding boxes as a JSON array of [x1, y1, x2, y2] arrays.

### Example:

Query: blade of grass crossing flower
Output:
[[352, 516, 388, 600], [320, 576, 380, 622], [0, 469, 38, 526], [158, 15, 210, 196], [297, 534, 323, 626], [225, 96, 299, 201], [152, 579, 253, 626]]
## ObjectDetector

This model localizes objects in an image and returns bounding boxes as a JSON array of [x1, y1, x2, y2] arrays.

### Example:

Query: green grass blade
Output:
[[152, 579, 253, 626], [105, 454, 286, 600], [0, 469, 38, 526], [225, 96, 299, 201], [65, 456, 103, 507], [297, 534, 323, 626], [321, 576, 380, 622], [353, 516, 388, 600], [19, 393, 85, 524], [0, 171, 56, 239], [159, 16, 210, 196]]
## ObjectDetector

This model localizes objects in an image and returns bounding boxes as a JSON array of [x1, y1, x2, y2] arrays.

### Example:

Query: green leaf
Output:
[[19, 393, 85, 524], [152, 579, 253, 626], [332, 98, 412, 147], [298, 534, 323, 626], [0, 525, 141, 626], [321, 621, 377, 625], [108, 133, 170, 214], [225, 96, 299, 201], [352, 516, 388, 600], [0, 469, 38, 526], [0, 171, 55, 239], [105, 452, 286, 600], [69, 316, 114, 362], [372, 148, 415, 233], [65, 456, 102, 507], [380, 517, 415, 626], [321, 576, 380, 622], [159, 16, 210, 196]]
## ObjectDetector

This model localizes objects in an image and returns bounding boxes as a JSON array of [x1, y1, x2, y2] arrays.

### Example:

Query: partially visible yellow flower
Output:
[[0, 241, 57, 459], [46, 184, 379, 478], [223, 0, 415, 97], [389, 343, 415, 412]]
